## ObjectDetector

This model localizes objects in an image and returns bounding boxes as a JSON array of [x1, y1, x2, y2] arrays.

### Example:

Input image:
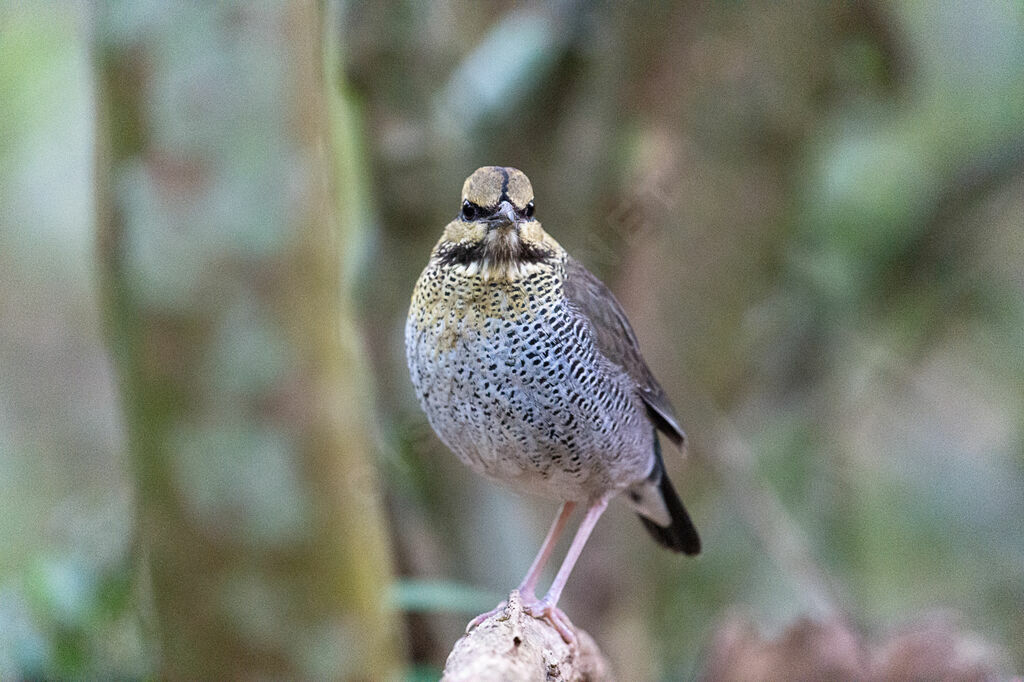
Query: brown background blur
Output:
[[1, 1, 1022, 678]]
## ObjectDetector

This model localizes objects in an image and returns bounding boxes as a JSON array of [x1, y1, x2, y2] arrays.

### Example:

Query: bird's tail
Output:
[[626, 437, 701, 555]]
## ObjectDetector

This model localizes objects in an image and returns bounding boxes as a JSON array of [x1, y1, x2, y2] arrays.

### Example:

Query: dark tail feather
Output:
[[639, 461, 702, 555]]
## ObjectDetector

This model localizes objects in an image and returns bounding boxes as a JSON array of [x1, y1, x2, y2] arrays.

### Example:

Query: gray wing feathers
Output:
[[561, 257, 686, 446]]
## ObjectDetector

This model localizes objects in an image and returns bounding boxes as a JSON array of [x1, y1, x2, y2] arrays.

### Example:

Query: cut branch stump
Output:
[[442, 591, 613, 682]]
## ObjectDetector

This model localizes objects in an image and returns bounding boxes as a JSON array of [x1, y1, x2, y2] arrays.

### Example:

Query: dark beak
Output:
[[488, 200, 518, 228]]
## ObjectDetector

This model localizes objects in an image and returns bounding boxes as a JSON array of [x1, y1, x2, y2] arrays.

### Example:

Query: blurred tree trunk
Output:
[[93, 2, 400, 678]]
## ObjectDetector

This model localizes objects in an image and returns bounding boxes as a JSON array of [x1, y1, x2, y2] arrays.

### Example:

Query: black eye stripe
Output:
[[459, 198, 536, 221]]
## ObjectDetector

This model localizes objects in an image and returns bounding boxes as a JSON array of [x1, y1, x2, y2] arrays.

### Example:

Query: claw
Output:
[[466, 600, 508, 632], [523, 598, 576, 644]]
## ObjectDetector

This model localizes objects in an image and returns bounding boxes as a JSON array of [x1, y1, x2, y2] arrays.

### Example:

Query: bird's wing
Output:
[[562, 256, 685, 446]]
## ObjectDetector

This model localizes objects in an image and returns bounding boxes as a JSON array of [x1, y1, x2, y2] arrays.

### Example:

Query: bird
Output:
[[405, 166, 700, 642]]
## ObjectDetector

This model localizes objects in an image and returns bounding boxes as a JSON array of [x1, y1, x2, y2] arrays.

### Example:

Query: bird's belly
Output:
[[406, 305, 652, 501]]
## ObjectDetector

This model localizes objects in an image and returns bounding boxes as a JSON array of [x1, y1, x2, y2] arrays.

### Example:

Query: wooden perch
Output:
[[442, 591, 613, 681]]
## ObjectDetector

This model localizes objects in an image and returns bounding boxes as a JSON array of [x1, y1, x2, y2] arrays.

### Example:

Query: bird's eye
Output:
[[461, 200, 479, 221], [524, 200, 535, 218]]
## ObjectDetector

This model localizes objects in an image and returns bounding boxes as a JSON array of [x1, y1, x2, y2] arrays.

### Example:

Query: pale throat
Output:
[[484, 224, 519, 253], [436, 220, 559, 282]]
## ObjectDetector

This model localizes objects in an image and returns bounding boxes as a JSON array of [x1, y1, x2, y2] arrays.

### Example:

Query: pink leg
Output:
[[466, 501, 576, 632], [518, 501, 576, 598], [525, 495, 611, 643]]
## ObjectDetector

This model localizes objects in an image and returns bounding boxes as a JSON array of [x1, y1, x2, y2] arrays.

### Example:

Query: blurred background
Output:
[[1, 0, 1022, 679]]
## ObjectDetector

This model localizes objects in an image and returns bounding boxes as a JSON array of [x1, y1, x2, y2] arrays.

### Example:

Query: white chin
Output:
[[485, 227, 519, 252]]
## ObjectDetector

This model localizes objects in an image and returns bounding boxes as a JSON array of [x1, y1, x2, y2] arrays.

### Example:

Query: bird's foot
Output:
[[466, 590, 576, 644], [522, 597, 576, 644]]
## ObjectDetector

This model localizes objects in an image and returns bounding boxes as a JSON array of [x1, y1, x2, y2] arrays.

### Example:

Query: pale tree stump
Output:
[[442, 591, 613, 681]]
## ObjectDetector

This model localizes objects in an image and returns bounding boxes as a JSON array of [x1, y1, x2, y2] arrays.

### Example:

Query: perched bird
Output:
[[406, 166, 700, 641]]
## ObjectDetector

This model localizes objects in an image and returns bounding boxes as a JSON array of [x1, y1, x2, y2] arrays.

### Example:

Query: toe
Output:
[[523, 600, 576, 644], [466, 601, 508, 632]]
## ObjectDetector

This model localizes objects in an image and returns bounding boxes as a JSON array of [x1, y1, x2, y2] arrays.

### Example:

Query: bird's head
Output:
[[435, 166, 559, 279]]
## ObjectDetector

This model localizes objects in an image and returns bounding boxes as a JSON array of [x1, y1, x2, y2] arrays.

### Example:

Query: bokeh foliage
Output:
[[0, 0, 1022, 679]]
